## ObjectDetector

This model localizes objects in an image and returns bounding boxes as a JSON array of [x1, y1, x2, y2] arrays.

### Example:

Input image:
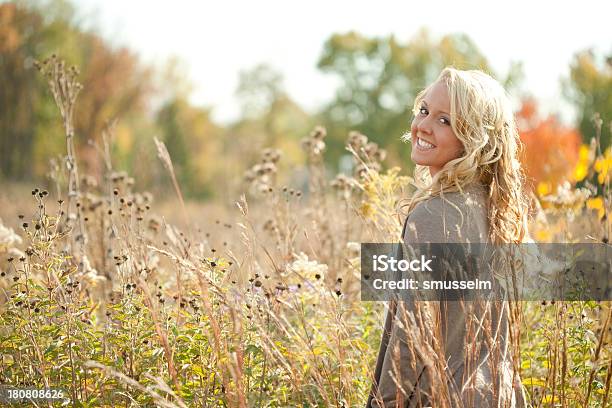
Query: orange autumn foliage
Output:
[[517, 98, 582, 191]]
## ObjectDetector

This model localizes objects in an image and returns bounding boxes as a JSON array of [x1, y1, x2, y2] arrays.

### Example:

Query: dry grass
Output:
[[0, 56, 610, 407]]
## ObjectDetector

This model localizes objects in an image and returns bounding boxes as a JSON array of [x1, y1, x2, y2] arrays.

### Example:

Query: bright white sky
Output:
[[74, 0, 612, 126]]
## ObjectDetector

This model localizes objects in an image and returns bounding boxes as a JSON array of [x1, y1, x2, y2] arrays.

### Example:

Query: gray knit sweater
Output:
[[367, 183, 527, 408]]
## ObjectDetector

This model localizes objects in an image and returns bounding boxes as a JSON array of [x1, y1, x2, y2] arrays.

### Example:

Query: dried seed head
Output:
[[311, 126, 327, 140]]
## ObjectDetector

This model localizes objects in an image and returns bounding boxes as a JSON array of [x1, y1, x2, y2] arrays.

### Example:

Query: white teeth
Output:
[[417, 138, 435, 149]]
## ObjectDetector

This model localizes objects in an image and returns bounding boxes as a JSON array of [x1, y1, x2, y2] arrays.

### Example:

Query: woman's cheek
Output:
[[410, 120, 417, 136]]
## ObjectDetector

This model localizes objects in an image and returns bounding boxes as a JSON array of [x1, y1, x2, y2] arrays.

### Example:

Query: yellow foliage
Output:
[[537, 182, 552, 197], [522, 377, 546, 387], [594, 147, 612, 185], [572, 144, 593, 182], [116, 124, 133, 154], [541, 395, 558, 403], [579, 144, 591, 161], [359, 167, 411, 222], [534, 229, 552, 242], [359, 201, 375, 219], [586, 197, 605, 219], [573, 161, 589, 183]]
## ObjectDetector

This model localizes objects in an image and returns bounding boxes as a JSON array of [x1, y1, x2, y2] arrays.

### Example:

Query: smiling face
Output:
[[410, 80, 464, 177]]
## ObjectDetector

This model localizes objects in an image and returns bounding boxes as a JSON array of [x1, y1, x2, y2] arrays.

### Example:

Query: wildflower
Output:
[[594, 147, 612, 185], [0, 219, 23, 252], [79, 255, 107, 288], [537, 182, 552, 197], [586, 197, 606, 219], [572, 146, 590, 182], [346, 242, 360, 257], [540, 181, 591, 212], [261, 147, 282, 163], [534, 229, 552, 242], [301, 126, 327, 160], [348, 131, 368, 150], [285, 252, 328, 283], [110, 171, 128, 183], [359, 201, 375, 218], [148, 216, 162, 232]]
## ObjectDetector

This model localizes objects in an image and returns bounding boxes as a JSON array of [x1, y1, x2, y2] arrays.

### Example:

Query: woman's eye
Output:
[[417, 106, 449, 125]]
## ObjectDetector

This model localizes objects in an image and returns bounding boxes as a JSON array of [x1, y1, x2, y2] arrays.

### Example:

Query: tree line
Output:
[[1, 0, 610, 199]]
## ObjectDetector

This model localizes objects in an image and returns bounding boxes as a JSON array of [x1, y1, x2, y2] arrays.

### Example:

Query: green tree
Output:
[[563, 49, 612, 148], [234, 64, 311, 147], [0, 1, 152, 182], [236, 63, 284, 120], [0, 1, 72, 180], [228, 64, 312, 197], [156, 96, 224, 199]]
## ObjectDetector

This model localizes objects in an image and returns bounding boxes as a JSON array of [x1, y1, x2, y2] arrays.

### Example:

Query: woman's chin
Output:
[[410, 152, 429, 167]]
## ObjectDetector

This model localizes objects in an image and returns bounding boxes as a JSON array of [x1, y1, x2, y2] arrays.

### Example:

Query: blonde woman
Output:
[[367, 67, 529, 407]]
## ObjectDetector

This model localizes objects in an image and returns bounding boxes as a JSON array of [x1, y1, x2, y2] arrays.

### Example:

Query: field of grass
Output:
[[0, 56, 610, 408]]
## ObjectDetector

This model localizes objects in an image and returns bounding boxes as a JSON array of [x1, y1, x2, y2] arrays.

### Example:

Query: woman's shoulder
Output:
[[430, 183, 486, 209], [409, 183, 487, 218], [403, 183, 489, 243]]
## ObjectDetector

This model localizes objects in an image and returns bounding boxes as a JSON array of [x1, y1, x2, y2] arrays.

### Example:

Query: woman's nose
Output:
[[416, 116, 433, 135]]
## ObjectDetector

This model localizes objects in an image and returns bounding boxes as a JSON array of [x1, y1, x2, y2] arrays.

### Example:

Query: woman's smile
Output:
[[414, 136, 436, 150]]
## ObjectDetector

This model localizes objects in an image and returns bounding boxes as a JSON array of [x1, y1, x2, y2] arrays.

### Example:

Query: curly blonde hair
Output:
[[399, 67, 530, 244]]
